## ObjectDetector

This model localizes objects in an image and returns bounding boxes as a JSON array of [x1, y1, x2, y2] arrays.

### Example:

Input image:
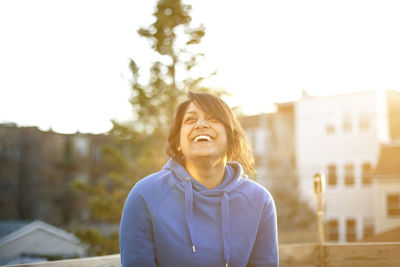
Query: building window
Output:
[[327, 164, 337, 186], [254, 155, 262, 166], [387, 194, 400, 217], [93, 145, 102, 162], [363, 218, 374, 239], [344, 164, 354, 186], [343, 120, 352, 132], [359, 114, 370, 131], [251, 133, 257, 153], [253, 130, 266, 156], [77, 173, 89, 183], [326, 124, 335, 135], [74, 136, 89, 158], [246, 131, 256, 153], [346, 219, 357, 242], [327, 219, 339, 241], [362, 162, 372, 186], [343, 112, 352, 133]]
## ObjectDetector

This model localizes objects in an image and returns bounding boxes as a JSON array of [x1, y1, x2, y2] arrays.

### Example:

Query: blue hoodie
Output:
[[120, 159, 278, 267]]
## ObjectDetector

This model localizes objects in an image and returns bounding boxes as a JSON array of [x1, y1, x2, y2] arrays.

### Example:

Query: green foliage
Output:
[[273, 171, 316, 232], [73, 0, 224, 255], [75, 228, 119, 256]]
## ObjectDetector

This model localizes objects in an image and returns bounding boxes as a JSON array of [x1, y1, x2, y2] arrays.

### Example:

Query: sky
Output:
[[1, 0, 400, 134]]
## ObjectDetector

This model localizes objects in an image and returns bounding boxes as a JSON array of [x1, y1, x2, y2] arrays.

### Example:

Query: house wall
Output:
[[295, 90, 390, 242], [373, 176, 400, 234]]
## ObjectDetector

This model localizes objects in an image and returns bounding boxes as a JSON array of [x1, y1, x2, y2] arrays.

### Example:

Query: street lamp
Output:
[[314, 173, 325, 267]]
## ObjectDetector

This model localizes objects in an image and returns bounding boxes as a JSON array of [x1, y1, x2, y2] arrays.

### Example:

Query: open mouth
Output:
[[192, 135, 213, 143]]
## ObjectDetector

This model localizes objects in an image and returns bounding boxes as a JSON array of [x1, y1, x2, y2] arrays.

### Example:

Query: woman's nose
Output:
[[194, 119, 209, 129]]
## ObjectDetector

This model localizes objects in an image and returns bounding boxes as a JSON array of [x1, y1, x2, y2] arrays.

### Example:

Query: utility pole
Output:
[[314, 173, 325, 267]]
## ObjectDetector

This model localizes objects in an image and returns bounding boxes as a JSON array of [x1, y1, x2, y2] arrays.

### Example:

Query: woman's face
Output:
[[179, 102, 228, 162]]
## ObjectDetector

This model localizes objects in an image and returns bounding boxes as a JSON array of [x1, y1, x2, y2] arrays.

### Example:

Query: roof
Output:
[[0, 220, 30, 239], [0, 220, 80, 246], [0, 220, 86, 264], [275, 101, 295, 109], [375, 144, 400, 175], [299, 89, 377, 101]]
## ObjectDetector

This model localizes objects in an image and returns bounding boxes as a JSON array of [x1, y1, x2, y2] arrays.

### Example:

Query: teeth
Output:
[[193, 135, 212, 142]]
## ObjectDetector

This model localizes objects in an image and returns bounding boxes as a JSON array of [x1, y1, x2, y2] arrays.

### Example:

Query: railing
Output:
[[4, 254, 121, 267], [5, 242, 400, 267], [279, 242, 400, 267]]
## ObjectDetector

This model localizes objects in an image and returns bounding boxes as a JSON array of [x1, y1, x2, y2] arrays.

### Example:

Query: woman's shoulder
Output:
[[236, 178, 274, 207], [123, 168, 178, 214], [129, 168, 176, 196]]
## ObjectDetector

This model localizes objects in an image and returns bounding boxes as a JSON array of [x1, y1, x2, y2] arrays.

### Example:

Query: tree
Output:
[[273, 171, 316, 231], [73, 0, 223, 255], [272, 170, 318, 244]]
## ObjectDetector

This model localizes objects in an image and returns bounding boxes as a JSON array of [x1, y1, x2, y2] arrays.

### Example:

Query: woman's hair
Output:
[[166, 91, 255, 176]]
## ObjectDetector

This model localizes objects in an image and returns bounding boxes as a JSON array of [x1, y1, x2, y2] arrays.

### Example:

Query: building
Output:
[[242, 102, 296, 191], [0, 220, 86, 265], [372, 143, 400, 235], [0, 123, 112, 225], [241, 103, 318, 234], [241, 113, 269, 186], [295, 89, 400, 242]]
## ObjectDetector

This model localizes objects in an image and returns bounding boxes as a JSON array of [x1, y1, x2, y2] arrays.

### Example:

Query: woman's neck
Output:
[[185, 158, 227, 189]]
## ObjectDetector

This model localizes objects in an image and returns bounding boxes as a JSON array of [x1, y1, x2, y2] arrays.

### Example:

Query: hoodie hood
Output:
[[163, 158, 247, 267]]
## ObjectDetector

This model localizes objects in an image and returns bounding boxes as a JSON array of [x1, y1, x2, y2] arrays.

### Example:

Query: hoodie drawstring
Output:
[[185, 178, 196, 253], [185, 177, 230, 266], [221, 192, 230, 266]]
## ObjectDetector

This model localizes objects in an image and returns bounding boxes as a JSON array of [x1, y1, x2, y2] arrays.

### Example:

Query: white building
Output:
[[0, 220, 86, 265], [295, 89, 400, 242]]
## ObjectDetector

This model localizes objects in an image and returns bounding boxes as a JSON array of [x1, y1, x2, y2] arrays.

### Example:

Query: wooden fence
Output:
[[279, 242, 400, 267], [5, 242, 400, 267]]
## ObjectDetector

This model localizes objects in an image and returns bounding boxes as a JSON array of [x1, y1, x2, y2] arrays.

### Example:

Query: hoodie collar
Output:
[[163, 158, 246, 193]]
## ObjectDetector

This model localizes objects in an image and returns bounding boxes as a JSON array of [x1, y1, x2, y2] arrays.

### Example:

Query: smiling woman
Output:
[[178, 102, 228, 187], [120, 91, 279, 267], [167, 92, 255, 178]]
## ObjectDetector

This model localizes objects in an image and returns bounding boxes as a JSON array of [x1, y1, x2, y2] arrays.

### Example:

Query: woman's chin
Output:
[[186, 151, 226, 162]]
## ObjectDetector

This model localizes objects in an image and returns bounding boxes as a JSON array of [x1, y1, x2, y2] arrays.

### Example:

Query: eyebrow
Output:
[[184, 110, 197, 115]]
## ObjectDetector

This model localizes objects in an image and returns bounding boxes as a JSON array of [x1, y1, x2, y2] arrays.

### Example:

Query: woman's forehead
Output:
[[184, 102, 205, 115]]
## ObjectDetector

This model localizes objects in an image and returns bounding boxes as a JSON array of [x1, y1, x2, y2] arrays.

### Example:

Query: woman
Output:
[[120, 92, 278, 267]]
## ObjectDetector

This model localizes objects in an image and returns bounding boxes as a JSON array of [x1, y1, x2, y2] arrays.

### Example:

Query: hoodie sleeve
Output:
[[120, 185, 157, 267], [247, 195, 279, 267]]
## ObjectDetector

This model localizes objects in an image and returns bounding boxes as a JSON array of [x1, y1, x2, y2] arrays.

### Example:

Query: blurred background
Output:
[[1, 0, 400, 265]]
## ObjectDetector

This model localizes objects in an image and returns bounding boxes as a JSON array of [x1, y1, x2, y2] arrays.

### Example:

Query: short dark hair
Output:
[[166, 91, 255, 176]]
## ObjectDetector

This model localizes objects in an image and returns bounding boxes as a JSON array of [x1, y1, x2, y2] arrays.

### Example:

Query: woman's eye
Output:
[[184, 117, 196, 123], [208, 117, 219, 122]]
